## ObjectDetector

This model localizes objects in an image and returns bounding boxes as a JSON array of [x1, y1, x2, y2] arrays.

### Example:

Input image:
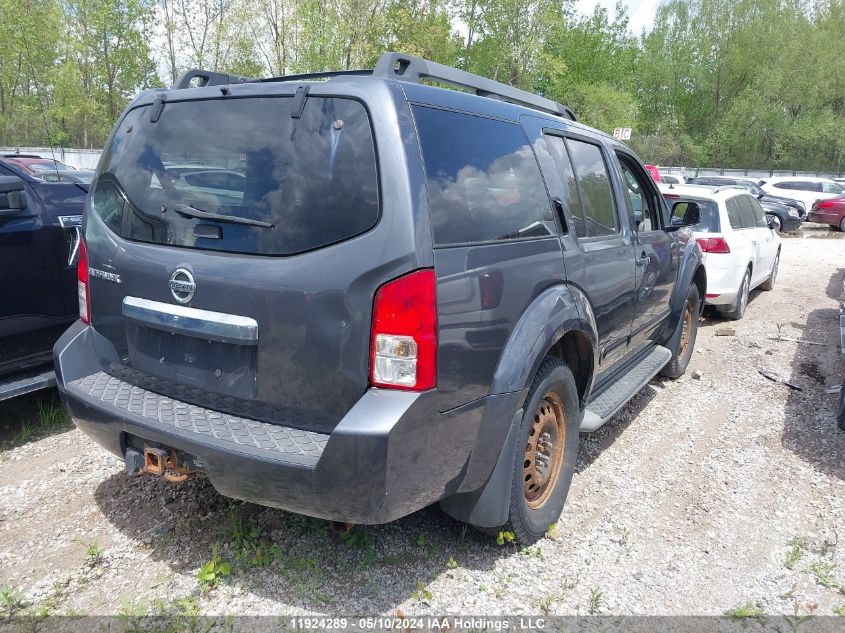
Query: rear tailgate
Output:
[[84, 84, 424, 434]]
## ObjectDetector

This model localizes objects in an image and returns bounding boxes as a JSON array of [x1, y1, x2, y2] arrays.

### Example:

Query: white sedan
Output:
[[660, 184, 781, 320]]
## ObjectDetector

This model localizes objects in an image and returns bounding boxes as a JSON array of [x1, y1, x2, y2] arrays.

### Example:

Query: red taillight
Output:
[[77, 239, 90, 324], [816, 199, 835, 210], [370, 269, 437, 391], [696, 237, 730, 254]]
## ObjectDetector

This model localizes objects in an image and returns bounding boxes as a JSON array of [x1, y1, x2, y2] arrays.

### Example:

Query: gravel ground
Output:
[[1, 225, 844, 619]]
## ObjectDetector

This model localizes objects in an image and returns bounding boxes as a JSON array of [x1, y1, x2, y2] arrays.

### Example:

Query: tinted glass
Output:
[[94, 96, 379, 256], [667, 198, 720, 232], [414, 107, 554, 245], [566, 139, 617, 237], [738, 195, 761, 228], [544, 135, 586, 237], [617, 153, 659, 232], [726, 197, 745, 229], [747, 197, 769, 227], [822, 181, 844, 194]]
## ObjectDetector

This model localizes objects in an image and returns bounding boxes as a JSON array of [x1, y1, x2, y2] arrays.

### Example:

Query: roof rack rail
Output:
[[171, 52, 577, 122], [172, 70, 256, 90], [372, 52, 576, 121]]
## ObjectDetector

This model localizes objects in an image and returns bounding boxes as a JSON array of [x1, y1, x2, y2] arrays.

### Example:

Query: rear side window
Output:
[[413, 107, 554, 245], [544, 135, 586, 237], [737, 196, 762, 228], [565, 139, 618, 238], [727, 196, 758, 229], [93, 96, 379, 256]]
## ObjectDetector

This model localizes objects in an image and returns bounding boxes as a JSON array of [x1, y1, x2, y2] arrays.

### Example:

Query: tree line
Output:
[[0, 0, 842, 171]]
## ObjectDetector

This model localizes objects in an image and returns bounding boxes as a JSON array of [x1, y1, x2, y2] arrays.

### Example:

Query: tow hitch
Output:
[[125, 444, 201, 483]]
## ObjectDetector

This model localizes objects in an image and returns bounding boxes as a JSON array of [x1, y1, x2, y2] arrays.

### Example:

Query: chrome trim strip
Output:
[[122, 296, 258, 346]]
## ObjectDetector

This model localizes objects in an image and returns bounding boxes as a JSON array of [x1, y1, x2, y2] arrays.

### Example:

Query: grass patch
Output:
[[785, 537, 808, 570], [0, 389, 72, 451], [727, 602, 764, 619], [806, 562, 839, 589], [588, 587, 603, 614], [0, 584, 23, 617]]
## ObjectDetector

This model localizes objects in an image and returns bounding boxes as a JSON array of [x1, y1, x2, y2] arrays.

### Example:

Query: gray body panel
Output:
[[56, 65, 705, 525]]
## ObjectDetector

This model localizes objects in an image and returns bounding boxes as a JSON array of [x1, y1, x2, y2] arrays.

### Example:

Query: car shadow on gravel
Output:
[[93, 469, 520, 611], [576, 385, 657, 473], [780, 267, 845, 482]]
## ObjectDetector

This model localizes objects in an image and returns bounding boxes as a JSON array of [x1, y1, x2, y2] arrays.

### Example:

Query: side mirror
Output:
[[766, 215, 775, 229], [0, 176, 28, 216]]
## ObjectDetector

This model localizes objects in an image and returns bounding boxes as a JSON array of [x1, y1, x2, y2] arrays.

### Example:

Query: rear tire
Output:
[[760, 251, 779, 291], [661, 284, 700, 379], [484, 357, 581, 545], [720, 269, 750, 320], [840, 217, 845, 232]]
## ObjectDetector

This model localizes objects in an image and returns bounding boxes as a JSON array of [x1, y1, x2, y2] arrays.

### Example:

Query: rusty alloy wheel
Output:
[[523, 391, 566, 509], [678, 301, 694, 358]]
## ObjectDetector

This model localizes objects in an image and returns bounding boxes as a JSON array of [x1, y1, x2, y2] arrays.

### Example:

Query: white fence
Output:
[[0, 147, 102, 170], [662, 166, 845, 180]]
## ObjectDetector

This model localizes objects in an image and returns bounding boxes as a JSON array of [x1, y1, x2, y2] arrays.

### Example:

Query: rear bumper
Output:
[[702, 261, 745, 306], [54, 322, 518, 524], [808, 211, 842, 226]]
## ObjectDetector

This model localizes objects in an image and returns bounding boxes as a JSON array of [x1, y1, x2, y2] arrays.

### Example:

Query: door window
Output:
[[616, 153, 660, 232], [565, 139, 618, 238], [726, 197, 746, 229]]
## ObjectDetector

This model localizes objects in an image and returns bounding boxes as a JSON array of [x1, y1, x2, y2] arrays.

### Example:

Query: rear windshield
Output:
[[92, 96, 379, 256], [666, 197, 720, 232]]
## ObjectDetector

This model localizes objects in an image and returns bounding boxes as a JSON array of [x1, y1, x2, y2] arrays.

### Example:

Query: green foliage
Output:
[[0, 0, 842, 170], [196, 548, 232, 593], [727, 601, 765, 619], [496, 530, 515, 545], [0, 584, 23, 617]]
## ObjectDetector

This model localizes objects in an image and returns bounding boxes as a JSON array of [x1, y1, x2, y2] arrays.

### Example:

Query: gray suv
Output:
[[54, 53, 705, 543]]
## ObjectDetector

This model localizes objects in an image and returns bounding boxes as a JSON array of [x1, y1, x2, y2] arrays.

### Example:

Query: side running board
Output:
[[0, 368, 56, 402], [580, 345, 672, 432]]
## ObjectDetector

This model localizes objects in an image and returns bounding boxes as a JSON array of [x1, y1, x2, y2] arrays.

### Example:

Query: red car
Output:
[[645, 164, 661, 182], [808, 195, 845, 231], [0, 153, 73, 177]]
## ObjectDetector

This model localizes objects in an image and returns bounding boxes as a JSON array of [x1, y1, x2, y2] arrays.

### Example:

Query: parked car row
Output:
[[659, 183, 780, 320], [652, 172, 845, 234]]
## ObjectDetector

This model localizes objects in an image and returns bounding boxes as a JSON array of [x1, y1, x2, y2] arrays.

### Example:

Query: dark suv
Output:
[[54, 53, 705, 543], [1, 155, 87, 400]]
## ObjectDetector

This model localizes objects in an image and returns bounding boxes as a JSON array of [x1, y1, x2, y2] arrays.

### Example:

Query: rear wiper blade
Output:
[[174, 204, 274, 228]]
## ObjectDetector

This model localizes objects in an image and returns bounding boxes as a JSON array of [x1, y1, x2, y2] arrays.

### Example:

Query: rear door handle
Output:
[[552, 198, 568, 234]]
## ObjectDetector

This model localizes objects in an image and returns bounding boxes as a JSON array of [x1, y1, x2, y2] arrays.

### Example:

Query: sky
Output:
[[575, 0, 661, 35]]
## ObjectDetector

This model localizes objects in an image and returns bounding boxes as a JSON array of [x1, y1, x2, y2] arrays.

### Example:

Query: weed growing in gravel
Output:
[[540, 578, 578, 614], [546, 523, 559, 540], [785, 538, 807, 570], [806, 562, 839, 589], [340, 526, 373, 553], [197, 548, 232, 594], [13, 422, 32, 445], [727, 602, 764, 619], [0, 585, 23, 617], [522, 546, 544, 560], [74, 539, 104, 567], [833, 605, 845, 616], [411, 581, 432, 603], [496, 530, 515, 545], [785, 602, 818, 632], [588, 587, 603, 614], [36, 400, 71, 432], [447, 556, 458, 569]]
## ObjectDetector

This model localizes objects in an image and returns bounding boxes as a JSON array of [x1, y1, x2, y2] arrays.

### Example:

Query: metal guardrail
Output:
[[661, 166, 845, 180]]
